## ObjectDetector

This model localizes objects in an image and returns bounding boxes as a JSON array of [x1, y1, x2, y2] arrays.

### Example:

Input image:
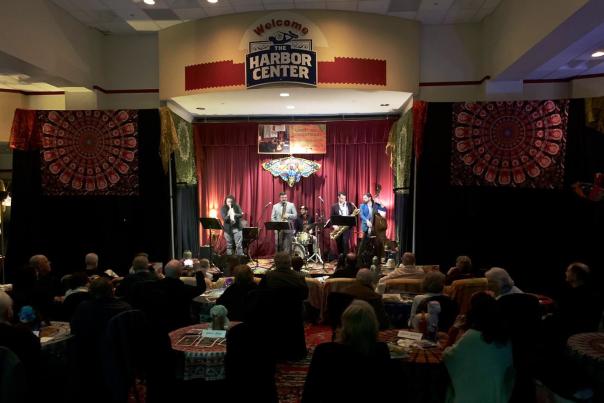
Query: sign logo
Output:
[[246, 18, 317, 88]]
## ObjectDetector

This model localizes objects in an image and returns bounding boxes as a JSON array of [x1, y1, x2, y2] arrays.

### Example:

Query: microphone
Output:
[[318, 196, 324, 203], [264, 201, 272, 208]]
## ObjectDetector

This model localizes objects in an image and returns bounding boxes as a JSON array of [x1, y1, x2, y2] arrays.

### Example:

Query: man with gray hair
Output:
[[485, 267, 523, 299], [84, 253, 100, 277], [342, 268, 388, 328], [115, 253, 157, 300], [155, 259, 207, 332], [0, 291, 41, 378]]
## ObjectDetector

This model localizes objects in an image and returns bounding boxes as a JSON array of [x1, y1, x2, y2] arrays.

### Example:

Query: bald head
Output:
[[356, 268, 373, 286], [0, 291, 13, 323], [85, 253, 99, 269], [164, 259, 183, 279]]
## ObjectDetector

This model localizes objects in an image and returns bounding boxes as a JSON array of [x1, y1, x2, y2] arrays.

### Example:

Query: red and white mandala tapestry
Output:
[[451, 100, 569, 188], [39, 110, 139, 196]]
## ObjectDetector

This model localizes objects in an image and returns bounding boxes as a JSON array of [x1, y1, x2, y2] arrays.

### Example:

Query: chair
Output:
[[305, 277, 322, 311], [445, 277, 488, 314], [225, 322, 278, 403], [0, 346, 26, 403], [382, 278, 423, 294], [416, 295, 459, 332], [320, 278, 356, 322], [325, 292, 355, 340]]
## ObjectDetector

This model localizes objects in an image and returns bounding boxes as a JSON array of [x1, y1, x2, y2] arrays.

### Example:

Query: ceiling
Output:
[[170, 87, 411, 117], [49, 0, 502, 34]]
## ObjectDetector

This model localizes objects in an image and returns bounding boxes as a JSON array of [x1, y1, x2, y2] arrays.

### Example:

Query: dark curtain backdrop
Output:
[[5, 109, 171, 279], [415, 100, 604, 295], [194, 120, 396, 258], [175, 184, 200, 259]]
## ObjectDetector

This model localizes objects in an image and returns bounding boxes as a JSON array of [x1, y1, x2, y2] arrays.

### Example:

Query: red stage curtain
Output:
[[194, 119, 396, 257]]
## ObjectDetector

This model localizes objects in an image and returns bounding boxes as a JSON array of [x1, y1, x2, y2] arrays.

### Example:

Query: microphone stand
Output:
[[253, 202, 272, 269]]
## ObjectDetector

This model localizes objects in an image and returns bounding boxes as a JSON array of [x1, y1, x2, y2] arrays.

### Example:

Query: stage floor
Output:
[[251, 257, 337, 275]]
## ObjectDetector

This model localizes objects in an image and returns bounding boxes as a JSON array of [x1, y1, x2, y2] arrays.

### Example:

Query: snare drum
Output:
[[295, 231, 311, 245]]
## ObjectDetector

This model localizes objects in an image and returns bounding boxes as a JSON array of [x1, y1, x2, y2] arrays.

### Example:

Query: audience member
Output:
[[0, 291, 41, 380], [409, 271, 446, 326], [443, 292, 514, 403], [485, 267, 523, 299], [84, 252, 101, 277], [291, 255, 305, 273], [115, 254, 157, 302], [445, 255, 478, 285], [61, 271, 92, 321], [331, 253, 359, 278], [302, 300, 392, 402], [378, 252, 423, 284], [342, 269, 388, 329], [261, 252, 308, 301], [216, 264, 258, 321]]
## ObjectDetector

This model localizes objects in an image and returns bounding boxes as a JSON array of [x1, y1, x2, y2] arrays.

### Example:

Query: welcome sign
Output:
[[245, 16, 317, 87]]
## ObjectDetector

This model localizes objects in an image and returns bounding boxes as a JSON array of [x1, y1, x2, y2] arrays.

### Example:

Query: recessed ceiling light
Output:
[[286, 105, 295, 109], [592, 51, 604, 58], [143, 0, 155, 5], [279, 92, 290, 97], [196, 107, 205, 110], [207, 0, 218, 3], [380, 103, 390, 107]]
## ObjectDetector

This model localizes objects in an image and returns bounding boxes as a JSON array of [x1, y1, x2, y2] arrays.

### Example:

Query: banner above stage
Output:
[[258, 124, 326, 154]]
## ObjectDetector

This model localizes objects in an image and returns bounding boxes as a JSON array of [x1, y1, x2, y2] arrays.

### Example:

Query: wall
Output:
[[482, 0, 588, 79], [0, 0, 102, 86], [0, 92, 25, 142], [159, 10, 421, 99]]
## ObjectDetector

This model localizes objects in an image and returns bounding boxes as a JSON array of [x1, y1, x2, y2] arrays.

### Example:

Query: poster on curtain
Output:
[[258, 124, 326, 154]]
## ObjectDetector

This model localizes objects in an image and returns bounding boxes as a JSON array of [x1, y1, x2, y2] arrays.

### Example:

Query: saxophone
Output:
[[330, 207, 360, 240]]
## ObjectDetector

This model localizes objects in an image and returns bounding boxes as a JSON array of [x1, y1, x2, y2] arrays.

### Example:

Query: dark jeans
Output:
[[335, 229, 351, 256]]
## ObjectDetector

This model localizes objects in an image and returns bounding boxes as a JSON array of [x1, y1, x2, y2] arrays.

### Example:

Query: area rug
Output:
[[275, 324, 332, 403]]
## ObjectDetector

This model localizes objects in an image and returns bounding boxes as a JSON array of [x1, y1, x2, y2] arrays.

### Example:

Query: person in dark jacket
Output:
[[341, 269, 388, 329], [216, 264, 257, 321]]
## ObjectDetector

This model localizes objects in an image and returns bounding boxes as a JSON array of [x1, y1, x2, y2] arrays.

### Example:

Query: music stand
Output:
[[200, 217, 223, 267], [264, 221, 292, 253], [242, 227, 259, 267], [330, 215, 356, 227]]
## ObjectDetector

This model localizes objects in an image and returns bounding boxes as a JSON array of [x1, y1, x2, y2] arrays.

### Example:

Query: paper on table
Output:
[[40, 337, 54, 343], [397, 330, 423, 340]]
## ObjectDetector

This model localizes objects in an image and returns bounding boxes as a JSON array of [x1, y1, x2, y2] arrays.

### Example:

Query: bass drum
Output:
[[291, 242, 308, 260]]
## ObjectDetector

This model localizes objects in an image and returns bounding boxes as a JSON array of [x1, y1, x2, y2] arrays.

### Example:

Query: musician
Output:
[[330, 192, 355, 255], [270, 192, 297, 252], [220, 195, 243, 255], [360, 193, 386, 235], [294, 205, 314, 233]]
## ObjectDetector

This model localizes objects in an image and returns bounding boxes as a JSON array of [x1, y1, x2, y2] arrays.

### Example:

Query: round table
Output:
[[567, 332, 604, 384], [169, 322, 239, 381], [40, 321, 72, 358]]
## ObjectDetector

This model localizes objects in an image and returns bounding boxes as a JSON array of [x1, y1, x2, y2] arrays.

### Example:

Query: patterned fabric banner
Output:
[[386, 109, 413, 193], [172, 111, 197, 185], [451, 100, 569, 189], [40, 110, 139, 196], [159, 106, 178, 174]]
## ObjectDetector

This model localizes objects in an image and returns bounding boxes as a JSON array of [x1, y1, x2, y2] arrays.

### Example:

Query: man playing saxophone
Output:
[[329, 191, 357, 256], [270, 191, 297, 253]]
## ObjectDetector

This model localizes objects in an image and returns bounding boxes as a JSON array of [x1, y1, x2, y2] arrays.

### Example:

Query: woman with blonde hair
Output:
[[302, 300, 392, 402]]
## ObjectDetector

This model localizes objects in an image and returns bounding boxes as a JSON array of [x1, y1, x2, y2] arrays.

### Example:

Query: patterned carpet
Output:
[[275, 324, 332, 403]]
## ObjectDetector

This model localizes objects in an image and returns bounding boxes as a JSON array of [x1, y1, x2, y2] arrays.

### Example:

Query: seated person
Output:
[[409, 271, 447, 327], [62, 271, 92, 321], [0, 291, 41, 381], [446, 255, 479, 285], [331, 253, 359, 279], [485, 267, 523, 300], [302, 300, 392, 402], [443, 292, 514, 403], [342, 269, 388, 329], [115, 254, 158, 303], [378, 252, 424, 284], [216, 264, 258, 321]]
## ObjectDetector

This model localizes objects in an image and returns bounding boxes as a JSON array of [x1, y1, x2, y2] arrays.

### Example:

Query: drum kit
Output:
[[291, 222, 323, 264]]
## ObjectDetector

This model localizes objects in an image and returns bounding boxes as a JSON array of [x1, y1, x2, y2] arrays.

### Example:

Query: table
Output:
[[567, 332, 604, 389], [40, 321, 72, 358], [379, 329, 448, 403], [169, 322, 239, 381]]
